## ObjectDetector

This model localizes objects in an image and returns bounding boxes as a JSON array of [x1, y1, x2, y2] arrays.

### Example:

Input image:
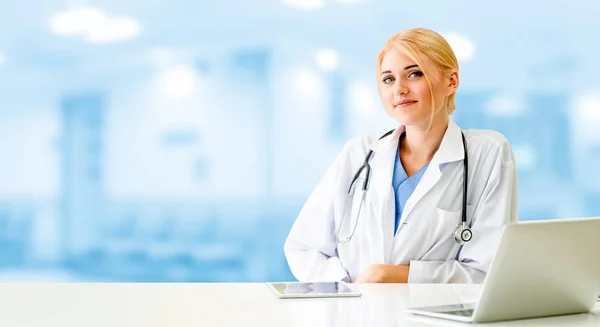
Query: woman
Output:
[[284, 28, 518, 283]]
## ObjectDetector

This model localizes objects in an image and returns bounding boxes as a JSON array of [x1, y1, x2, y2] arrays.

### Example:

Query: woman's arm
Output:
[[356, 264, 410, 283], [284, 143, 351, 282]]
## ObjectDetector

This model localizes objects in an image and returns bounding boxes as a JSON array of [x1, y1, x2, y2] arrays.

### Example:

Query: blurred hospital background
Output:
[[0, 0, 599, 282]]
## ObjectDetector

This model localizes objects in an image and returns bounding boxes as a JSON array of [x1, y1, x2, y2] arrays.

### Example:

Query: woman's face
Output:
[[379, 47, 455, 128]]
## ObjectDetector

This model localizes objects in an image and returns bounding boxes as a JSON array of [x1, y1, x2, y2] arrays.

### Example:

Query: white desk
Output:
[[0, 283, 597, 326]]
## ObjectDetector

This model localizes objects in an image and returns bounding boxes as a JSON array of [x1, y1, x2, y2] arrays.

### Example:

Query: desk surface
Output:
[[0, 283, 597, 326]]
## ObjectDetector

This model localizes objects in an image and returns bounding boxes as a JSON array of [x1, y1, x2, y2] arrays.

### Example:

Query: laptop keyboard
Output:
[[443, 297, 599, 317], [446, 309, 474, 317]]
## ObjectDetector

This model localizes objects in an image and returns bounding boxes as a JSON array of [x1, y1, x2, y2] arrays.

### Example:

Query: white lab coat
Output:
[[284, 119, 518, 283]]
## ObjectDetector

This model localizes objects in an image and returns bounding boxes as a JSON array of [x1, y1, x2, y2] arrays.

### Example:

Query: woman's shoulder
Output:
[[463, 129, 515, 161], [346, 130, 391, 146], [328, 130, 392, 167]]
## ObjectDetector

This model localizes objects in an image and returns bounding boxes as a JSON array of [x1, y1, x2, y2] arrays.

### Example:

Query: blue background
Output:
[[0, 0, 599, 282]]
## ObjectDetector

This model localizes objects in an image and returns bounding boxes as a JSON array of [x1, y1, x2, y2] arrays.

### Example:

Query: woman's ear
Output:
[[446, 70, 459, 96]]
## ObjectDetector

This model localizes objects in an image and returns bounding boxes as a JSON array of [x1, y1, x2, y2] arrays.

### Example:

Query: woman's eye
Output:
[[408, 71, 423, 78], [382, 76, 393, 84]]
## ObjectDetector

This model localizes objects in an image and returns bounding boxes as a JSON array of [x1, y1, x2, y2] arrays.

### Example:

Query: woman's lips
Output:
[[395, 100, 418, 108]]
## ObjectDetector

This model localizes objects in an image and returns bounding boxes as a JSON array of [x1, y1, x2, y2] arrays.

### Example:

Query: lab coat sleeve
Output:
[[408, 147, 518, 284], [284, 143, 351, 282]]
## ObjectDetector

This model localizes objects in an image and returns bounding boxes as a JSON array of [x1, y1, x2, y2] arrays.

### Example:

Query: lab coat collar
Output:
[[374, 119, 464, 166], [432, 119, 465, 165]]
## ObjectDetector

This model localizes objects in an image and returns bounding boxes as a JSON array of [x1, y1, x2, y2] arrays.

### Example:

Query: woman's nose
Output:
[[393, 81, 408, 96]]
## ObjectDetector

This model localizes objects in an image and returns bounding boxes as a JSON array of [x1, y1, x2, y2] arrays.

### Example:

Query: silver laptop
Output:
[[406, 217, 600, 323]]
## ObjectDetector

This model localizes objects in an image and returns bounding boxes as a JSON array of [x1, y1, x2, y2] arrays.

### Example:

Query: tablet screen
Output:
[[268, 282, 360, 297]]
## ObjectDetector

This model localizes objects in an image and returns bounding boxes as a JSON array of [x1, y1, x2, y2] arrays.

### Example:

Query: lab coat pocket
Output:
[[435, 205, 476, 229], [421, 206, 475, 260], [432, 208, 462, 241]]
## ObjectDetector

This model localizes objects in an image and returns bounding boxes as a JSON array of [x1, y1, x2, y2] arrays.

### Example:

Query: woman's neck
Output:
[[400, 116, 449, 169]]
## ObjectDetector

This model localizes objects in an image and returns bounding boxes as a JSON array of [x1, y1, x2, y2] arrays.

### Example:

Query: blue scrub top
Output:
[[392, 133, 430, 234]]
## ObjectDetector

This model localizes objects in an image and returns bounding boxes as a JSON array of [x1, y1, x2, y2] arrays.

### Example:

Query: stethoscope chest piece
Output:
[[454, 222, 473, 245]]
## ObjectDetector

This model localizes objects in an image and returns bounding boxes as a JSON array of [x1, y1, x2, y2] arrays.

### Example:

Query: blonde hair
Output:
[[376, 27, 459, 117]]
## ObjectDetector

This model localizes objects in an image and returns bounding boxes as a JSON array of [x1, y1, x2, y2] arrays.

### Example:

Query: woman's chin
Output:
[[389, 112, 421, 126]]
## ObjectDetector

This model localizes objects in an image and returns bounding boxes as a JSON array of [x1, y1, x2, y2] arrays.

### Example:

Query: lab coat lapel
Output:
[[398, 120, 464, 227], [398, 164, 441, 226]]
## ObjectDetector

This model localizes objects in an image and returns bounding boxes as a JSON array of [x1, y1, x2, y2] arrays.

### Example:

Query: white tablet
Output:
[[266, 282, 362, 299]]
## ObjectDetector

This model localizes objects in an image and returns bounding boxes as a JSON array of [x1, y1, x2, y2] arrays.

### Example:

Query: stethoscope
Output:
[[336, 130, 473, 245]]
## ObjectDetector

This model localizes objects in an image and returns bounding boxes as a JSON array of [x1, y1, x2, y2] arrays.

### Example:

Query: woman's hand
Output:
[[355, 264, 410, 283]]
